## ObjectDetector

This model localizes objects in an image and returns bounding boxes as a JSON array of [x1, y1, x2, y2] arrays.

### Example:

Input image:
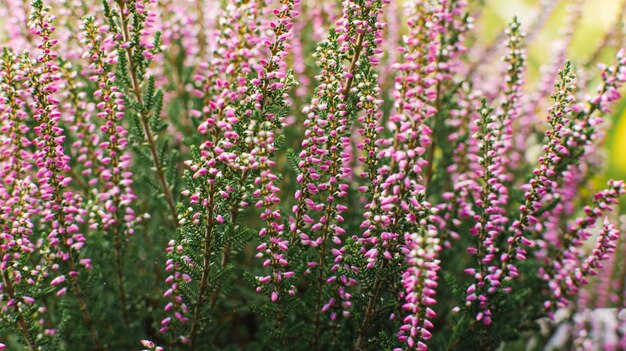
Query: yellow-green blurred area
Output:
[[481, 0, 626, 182]]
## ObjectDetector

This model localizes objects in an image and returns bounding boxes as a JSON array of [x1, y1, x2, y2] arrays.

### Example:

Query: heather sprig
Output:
[[462, 19, 525, 326], [464, 100, 506, 326], [108, 0, 176, 223], [249, 0, 300, 303], [158, 0, 269, 341], [284, 0, 378, 312], [25, 1, 101, 348], [171, 6, 272, 330], [81, 15, 137, 325], [562, 219, 621, 301], [396, 204, 441, 351], [497, 17, 525, 170], [353, 1, 468, 349], [544, 180, 626, 310], [535, 54, 624, 260], [289, 0, 386, 251], [161, 0, 300, 348], [499, 60, 576, 285], [285, 0, 387, 346], [0, 47, 48, 351]]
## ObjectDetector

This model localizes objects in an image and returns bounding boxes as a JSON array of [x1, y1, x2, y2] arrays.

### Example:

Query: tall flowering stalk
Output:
[[499, 61, 576, 285], [81, 16, 137, 326], [0, 48, 44, 351], [26, 1, 101, 348], [110, 0, 176, 223], [287, 0, 386, 347], [162, 0, 267, 343], [464, 101, 506, 327], [250, 0, 300, 303], [159, 0, 260, 342], [289, 0, 385, 250], [353, 1, 468, 349], [396, 206, 441, 351], [496, 18, 525, 169], [463, 19, 525, 327], [161, 0, 300, 349], [181, 1, 270, 299], [544, 180, 625, 310]]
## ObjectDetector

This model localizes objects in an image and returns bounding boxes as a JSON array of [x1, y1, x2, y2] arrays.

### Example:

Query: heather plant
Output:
[[0, 0, 626, 350]]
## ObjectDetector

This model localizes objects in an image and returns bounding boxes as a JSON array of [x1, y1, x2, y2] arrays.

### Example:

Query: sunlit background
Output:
[[482, 0, 626, 185]]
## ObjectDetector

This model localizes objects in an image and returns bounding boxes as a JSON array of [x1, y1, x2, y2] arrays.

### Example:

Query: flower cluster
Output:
[[289, 0, 386, 329]]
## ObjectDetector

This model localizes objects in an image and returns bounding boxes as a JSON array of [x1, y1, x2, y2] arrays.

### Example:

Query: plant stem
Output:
[[311, 28, 366, 350], [208, 174, 246, 309], [2, 271, 37, 351], [67, 261, 105, 351], [352, 266, 385, 351], [113, 224, 130, 326], [424, 137, 436, 192], [312, 228, 329, 351], [478, 326, 491, 351], [118, 4, 178, 224], [189, 183, 217, 351]]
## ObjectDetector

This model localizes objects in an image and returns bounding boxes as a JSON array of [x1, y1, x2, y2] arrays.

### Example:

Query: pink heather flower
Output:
[[464, 101, 508, 323], [26, 0, 89, 295], [141, 340, 155, 348], [499, 61, 576, 284], [81, 17, 137, 233], [464, 20, 524, 323], [249, 0, 301, 301], [289, 0, 386, 320], [354, 0, 468, 348], [398, 225, 441, 349], [543, 180, 625, 309], [50, 275, 66, 286]]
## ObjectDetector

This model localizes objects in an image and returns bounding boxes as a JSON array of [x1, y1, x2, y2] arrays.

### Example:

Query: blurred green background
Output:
[[482, 0, 626, 182]]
